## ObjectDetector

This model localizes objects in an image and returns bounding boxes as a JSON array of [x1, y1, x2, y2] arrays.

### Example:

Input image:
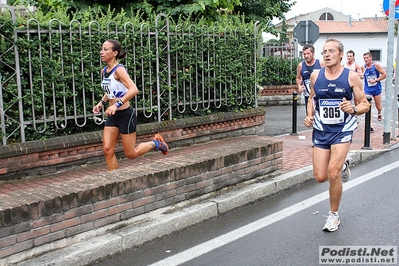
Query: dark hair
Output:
[[363, 52, 372, 58], [346, 50, 355, 56], [106, 39, 127, 59], [302, 44, 315, 53]]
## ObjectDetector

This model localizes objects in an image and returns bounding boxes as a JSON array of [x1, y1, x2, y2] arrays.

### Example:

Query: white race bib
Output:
[[101, 78, 115, 99], [319, 99, 344, 124], [367, 75, 377, 87]]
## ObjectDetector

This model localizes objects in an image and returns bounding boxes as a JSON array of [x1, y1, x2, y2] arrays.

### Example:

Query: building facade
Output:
[[276, 7, 396, 68]]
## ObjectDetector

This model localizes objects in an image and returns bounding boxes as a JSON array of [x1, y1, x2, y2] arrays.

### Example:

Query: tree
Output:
[[10, 0, 293, 25], [9, 0, 75, 13], [279, 18, 289, 44], [10, 0, 242, 21], [233, 0, 294, 24], [10, 0, 294, 40]]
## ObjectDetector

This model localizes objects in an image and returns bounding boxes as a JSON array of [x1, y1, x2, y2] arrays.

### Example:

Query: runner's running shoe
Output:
[[153, 134, 169, 155], [323, 211, 340, 232], [341, 158, 351, 182]]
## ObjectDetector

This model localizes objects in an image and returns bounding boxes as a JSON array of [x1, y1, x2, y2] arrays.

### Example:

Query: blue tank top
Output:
[[363, 62, 382, 91], [312, 68, 357, 132], [300, 59, 322, 97]]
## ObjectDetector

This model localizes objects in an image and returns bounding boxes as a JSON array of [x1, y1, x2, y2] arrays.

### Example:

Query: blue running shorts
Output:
[[312, 129, 353, 149], [364, 86, 382, 97]]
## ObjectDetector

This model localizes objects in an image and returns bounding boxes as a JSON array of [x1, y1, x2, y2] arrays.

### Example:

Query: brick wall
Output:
[[0, 107, 285, 262], [260, 84, 298, 96], [0, 138, 282, 260], [258, 85, 302, 106], [0, 108, 266, 181]]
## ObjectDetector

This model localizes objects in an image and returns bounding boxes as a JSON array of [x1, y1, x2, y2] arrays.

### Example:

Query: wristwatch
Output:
[[352, 106, 357, 115]]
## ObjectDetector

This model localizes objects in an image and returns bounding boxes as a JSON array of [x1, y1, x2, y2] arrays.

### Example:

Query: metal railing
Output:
[[0, 6, 296, 146], [0, 6, 261, 145], [260, 38, 299, 86]]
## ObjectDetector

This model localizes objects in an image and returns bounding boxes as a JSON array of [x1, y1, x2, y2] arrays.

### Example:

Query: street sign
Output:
[[383, 0, 399, 19], [293, 20, 319, 46]]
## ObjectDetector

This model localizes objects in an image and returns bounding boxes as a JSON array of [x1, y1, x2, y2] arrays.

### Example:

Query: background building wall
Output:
[[311, 33, 396, 68]]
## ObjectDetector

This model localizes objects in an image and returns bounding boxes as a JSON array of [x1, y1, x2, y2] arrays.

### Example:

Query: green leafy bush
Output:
[[0, 7, 297, 144], [257, 56, 300, 86]]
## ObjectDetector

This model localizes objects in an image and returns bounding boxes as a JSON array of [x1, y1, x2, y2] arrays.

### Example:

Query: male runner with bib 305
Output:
[[303, 38, 370, 232]]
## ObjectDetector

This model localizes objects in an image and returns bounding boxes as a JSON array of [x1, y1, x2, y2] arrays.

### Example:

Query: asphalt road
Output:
[[263, 104, 308, 136], [94, 145, 399, 266]]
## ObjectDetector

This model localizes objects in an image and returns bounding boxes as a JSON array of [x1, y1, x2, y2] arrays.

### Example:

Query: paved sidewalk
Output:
[[277, 120, 399, 173]]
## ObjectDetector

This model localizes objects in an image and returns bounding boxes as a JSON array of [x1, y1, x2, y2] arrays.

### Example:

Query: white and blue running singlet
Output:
[[312, 68, 357, 132], [101, 64, 128, 99]]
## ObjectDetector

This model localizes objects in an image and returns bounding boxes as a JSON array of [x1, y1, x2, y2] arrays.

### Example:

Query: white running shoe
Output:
[[341, 158, 351, 182], [322, 211, 340, 232]]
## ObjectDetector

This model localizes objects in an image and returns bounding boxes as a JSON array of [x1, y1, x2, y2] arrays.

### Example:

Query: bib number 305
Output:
[[319, 99, 344, 124]]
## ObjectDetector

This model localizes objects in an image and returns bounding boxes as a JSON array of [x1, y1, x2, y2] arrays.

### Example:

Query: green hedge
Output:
[[257, 56, 300, 86], [0, 8, 297, 143]]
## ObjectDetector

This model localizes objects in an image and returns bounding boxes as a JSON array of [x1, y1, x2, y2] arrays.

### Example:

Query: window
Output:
[[319, 12, 334, 21], [370, 50, 381, 61]]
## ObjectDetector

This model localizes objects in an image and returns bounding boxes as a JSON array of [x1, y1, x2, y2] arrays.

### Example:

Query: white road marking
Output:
[[149, 160, 399, 266]]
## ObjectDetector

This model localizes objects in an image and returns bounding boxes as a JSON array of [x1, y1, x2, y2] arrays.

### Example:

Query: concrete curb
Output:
[[14, 147, 396, 266], [211, 165, 314, 215]]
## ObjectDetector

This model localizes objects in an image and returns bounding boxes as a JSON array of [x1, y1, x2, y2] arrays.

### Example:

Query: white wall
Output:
[[311, 34, 396, 69]]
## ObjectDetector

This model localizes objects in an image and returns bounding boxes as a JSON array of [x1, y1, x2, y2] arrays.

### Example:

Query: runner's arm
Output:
[[375, 63, 387, 81], [348, 71, 370, 115]]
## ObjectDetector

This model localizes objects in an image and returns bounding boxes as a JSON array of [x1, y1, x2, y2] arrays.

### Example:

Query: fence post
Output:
[[362, 96, 373, 150], [0, 73, 5, 145], [290, 91, 298, 136]]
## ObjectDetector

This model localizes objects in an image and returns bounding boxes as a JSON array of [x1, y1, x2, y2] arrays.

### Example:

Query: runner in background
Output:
[[344, 50, 363, 80], [361, 52, 386, 131], [296, 44, 325, 115]]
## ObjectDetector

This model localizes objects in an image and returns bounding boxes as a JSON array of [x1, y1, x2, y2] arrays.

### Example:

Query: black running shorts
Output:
[[104, 107, 137, 134]]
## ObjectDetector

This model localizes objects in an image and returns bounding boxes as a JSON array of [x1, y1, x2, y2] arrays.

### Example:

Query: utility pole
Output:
[[383, 0, 396, 144]]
